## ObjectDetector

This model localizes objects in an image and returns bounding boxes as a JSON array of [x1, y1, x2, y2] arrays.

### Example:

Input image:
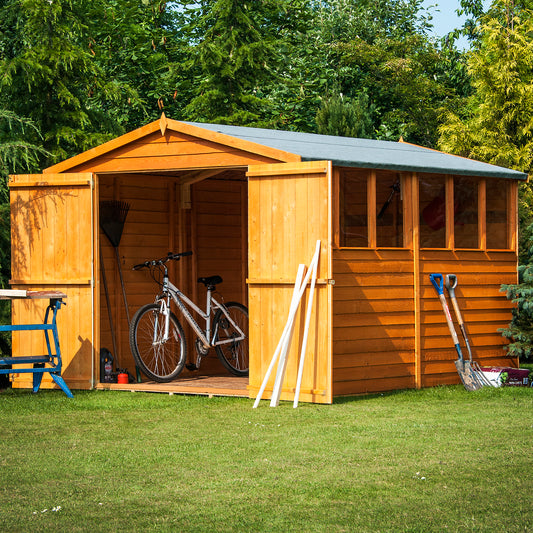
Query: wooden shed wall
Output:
[[419, 250, 517, 387], [332, 249, 416, 396], [190, 174, 248, 374], [330, 169, 519, 397], [191, 174, 248, 306], [331, 248, 518, 396], [63, 130, 286, 174]]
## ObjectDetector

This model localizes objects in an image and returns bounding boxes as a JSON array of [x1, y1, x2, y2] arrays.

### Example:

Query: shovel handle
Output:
[[445, 274, 462, 322], [445, 274, 457, 296], [429, 273, 444, 295], [445, 274, 471, 361], [430, 273, 462, 356]]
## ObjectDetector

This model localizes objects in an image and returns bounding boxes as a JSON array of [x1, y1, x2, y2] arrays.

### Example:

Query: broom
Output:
[[99, 201, 131, 372]]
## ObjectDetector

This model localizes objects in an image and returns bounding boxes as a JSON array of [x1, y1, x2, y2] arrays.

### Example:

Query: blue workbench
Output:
[[0, 290, 73, 398]]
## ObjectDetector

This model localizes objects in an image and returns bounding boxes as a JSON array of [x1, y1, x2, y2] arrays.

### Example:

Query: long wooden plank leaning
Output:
[[253, 265, 306, 408], [269, 264, 306, 407], [293, 241, 321, 407], [253, 241, 321, 408]]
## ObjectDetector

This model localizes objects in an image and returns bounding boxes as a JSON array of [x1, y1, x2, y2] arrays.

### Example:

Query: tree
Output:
[[316, 92, 375, 138], [287, 0, 470, 144], [0, 0, 186, 165], [182, 0, 275, 125], [0, 109, 47, 186], [500, 223, 533, 362], [0, 0, 111, 164], [84, 0, 189, 132], [182, 0, 309, 126], [439, 1, 533, 172]]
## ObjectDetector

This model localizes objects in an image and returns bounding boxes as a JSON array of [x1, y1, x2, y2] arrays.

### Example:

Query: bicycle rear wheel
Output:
[[213, 302, 249, 376], [129, 303, 187, 382]]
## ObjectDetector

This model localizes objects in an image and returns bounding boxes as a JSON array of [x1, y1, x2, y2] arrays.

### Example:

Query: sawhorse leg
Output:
[[49, 373, 74, 398], [32, 363, 44, 393]]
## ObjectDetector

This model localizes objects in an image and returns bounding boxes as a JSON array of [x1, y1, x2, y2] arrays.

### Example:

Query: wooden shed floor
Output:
[[95, 375, 249, 398]]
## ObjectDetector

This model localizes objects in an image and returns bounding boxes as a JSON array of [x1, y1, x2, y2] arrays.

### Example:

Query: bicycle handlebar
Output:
[[132, 251, 192, 270]]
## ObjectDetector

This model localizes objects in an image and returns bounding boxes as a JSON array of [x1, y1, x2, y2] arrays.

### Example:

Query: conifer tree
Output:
[[316, 93, 375, 138], [0, 0, 177, 164], [500, 223, 533, 362], [183, 0, 298, 126], [0, 0, 106, 163]]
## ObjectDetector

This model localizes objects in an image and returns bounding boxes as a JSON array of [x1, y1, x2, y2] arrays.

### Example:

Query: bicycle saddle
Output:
[[197, 275, 223, 288]]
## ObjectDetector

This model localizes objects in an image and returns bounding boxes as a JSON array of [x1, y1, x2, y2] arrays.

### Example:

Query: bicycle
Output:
[[129, 251, 249, 382]]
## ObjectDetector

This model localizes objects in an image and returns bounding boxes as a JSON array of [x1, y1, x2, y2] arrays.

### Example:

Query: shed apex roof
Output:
[[184, 122, 527, 180], [45, 115, 527, 180]]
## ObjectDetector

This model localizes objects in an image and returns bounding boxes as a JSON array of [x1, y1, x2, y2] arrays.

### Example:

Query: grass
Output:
[[0, 385, 531, 532]]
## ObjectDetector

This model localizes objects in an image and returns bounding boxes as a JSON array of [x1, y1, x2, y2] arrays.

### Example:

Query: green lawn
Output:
[[0, 385, 531, 532]]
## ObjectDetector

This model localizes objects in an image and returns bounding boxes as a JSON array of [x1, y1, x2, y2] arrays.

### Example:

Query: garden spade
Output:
[[445, 274, 493, 387], [429, 273, 483, 391]]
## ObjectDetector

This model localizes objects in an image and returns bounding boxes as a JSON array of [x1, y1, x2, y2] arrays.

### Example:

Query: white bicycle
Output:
[[129, 251, 249, 382]]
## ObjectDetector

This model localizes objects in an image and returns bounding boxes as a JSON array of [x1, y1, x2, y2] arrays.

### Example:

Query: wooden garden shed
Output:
[[9, 114, 527, 403]]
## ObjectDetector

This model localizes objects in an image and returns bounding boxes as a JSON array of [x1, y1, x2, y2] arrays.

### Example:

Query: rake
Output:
[[99, 201, 131, 364]]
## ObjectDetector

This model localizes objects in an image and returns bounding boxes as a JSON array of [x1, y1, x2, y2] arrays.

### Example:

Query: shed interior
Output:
[[98, 169, 249, 378]]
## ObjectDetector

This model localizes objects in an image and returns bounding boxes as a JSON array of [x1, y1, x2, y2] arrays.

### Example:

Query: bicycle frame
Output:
[[156, 272, 245, 349]]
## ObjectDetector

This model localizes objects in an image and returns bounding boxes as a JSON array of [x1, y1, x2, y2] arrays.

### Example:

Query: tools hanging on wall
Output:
[[377, 178, 401, 220]]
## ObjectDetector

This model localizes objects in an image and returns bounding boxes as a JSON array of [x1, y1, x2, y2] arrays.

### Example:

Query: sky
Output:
[[422, 0, 492, 48]]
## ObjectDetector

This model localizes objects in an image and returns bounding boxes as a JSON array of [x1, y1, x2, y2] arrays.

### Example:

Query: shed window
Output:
[[486, 179, 509, 249], [340, 170, 368, 247], [376, 171, 403, 247], [340, 170, 514, 251], [339, 169, 404, 248], [454, 176, 478, 249], [419, 175, 447, 248]]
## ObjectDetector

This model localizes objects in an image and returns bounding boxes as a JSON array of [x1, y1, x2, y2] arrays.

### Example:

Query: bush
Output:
[[500, 223, 533, 362]]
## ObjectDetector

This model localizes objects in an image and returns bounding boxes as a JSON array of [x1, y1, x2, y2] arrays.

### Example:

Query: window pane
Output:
[[454, 176, 478, 249], [419, 175, 446, 248], [340, 170, 368, 247], [486, 179, 509, 249], [376, 171, 403, 247]]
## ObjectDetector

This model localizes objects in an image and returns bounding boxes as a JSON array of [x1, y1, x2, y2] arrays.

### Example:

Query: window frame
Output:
[[334, 168, 517, 252]]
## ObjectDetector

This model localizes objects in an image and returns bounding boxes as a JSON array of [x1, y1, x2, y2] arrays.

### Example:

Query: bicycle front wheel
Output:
[[213, 302, 249, 376], [129, 303, 187, 382]]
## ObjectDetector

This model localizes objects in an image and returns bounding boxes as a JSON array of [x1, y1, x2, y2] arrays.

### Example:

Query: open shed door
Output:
[[247, 161, 333, 404], [9, 173, 98, 390]]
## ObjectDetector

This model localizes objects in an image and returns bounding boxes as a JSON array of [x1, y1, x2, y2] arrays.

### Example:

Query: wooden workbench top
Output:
[[0, 289, 67, 300]]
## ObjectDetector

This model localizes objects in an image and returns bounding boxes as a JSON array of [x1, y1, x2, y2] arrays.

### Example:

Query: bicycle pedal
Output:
[[185, 363, 198, 371]]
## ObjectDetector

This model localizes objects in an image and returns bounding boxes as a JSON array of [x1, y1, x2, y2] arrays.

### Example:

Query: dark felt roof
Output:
[[186, 122, 527, 180]]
